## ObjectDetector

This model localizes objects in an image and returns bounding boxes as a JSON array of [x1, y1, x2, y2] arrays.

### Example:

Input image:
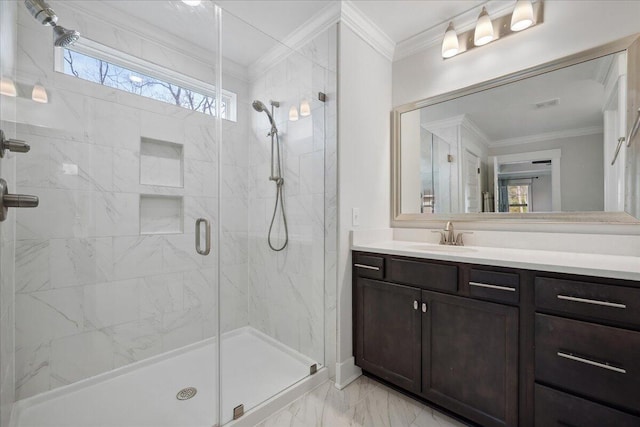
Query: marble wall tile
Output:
[[15, 343, 50, 401], [83, 279, 139, 331], [88, 100, 141, 151], [15, 239, 49, 294], [49, 238, 106, 288], [139, 273, 184, 319], [16, 188, 94, 240], [109, 318, 162, 369], [94, 192, 139, 237], [161, 309, 204, 352], [49, 330, 114, 387], [15, 287, 83, 349], [112, 235, 163, 280]]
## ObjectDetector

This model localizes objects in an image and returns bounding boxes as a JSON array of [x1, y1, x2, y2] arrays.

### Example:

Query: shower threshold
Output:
[[11, 327, 326, 427]]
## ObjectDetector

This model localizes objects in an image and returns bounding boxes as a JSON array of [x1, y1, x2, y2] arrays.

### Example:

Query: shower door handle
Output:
[[195, 218, 211, 256]]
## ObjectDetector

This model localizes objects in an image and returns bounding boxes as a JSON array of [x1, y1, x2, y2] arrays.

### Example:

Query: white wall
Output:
[[394, 1, 640, 107], [490, 133, 605, 212], [336, 24, 392, 385]]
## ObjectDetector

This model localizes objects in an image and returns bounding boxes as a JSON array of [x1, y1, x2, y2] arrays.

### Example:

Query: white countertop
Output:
[[352, 240, 640, 281]]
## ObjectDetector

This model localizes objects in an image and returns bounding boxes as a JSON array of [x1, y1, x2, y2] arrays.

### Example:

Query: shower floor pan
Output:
[[11, 327, 325, 427]]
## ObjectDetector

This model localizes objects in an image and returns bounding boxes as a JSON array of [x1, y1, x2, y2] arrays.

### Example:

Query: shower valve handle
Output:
[[0, 130, 31, 158], [0, 178, 39, 222]]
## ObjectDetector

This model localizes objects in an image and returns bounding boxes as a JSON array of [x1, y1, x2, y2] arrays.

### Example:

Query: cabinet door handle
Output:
[[354, 263, 380, 271], [413, 300, 418, 310], [469, 281, 516, 292], [422, 302, 427, 313], [557, 294, 626, 309], [557, 351, 626, 374]]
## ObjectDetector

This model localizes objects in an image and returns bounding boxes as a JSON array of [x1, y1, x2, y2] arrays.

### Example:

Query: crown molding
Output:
[[459, 116, 491, 148], [248, 1, 341, 81], [340, 1, 395, 62], [490, 125, 604, 148], [394, 0, 517, 61]]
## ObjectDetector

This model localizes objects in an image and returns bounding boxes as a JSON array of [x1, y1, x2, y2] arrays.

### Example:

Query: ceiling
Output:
[[420, 54, 613, 143], [89, 0, 492, 68], [349, 1, 484, 43]]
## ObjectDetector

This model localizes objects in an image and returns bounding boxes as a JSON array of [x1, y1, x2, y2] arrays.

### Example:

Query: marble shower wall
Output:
[[0, 2, 18, 426], [12, 5, 249, 400], [247, 27, 337, 366]]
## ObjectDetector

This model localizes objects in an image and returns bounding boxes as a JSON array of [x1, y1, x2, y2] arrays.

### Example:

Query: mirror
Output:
[[393, 34, 640, 223]]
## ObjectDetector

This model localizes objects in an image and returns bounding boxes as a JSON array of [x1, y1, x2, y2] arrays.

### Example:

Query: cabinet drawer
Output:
[[389, 257, 458, 292], [535, 314, 640, 414], [469, 268, 519, 304], [535, 384, 640, 427], [353, 253, 385, 279], [536, 276, 640, 329]]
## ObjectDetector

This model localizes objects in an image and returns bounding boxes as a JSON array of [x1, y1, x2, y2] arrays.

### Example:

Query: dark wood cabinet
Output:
[[422, 291, 519, 427], [354, 277, 422, 392], [353, 251, 640, 427]]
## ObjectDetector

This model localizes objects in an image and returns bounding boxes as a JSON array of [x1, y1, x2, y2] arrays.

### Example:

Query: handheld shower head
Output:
[[53, 25, 80, 47], [252, 99, 276, 130]]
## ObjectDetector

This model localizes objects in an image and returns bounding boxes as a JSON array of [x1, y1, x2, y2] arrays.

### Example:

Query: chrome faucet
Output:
[[432, 221, 473, 246]]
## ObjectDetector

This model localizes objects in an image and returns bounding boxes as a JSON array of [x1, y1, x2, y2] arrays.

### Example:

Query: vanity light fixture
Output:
[[299, 99, 311, 117], [511, 0, 534, 31], [289, 105, 299, 122], [441, 22, 459, 58], [31, 82, 48, 103], [474, 7, 494, 46], [0, 77, 17, 97], [181, 0, 201, 5], [441, 0, 543, 59]]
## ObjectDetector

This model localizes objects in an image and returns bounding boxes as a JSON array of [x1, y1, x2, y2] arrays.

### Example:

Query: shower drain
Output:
[[176, 387, 197, 400]]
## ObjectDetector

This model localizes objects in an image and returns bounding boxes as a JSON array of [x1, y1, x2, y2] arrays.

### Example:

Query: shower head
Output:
[[24, 0, 58, 26], [53, 24, 80, 47], [252, 99, 276, 129], [24, 0, 80, 47]]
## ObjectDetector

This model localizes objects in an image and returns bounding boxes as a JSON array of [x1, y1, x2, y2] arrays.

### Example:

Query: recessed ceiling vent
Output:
[[534, 98, 560, 109]]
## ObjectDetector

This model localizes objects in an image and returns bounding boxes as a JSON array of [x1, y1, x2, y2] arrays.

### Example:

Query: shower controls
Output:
[[0, 130, 31, 158], [0, 178, 39, 222], [195, 218, 211, 256]]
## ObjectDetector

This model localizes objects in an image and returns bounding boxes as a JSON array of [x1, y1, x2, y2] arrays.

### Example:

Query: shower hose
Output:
[[268, 132, 288, 251]]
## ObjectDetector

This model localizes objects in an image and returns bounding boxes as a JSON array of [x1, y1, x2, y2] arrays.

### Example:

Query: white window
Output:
[[54, 39, 237, 122]]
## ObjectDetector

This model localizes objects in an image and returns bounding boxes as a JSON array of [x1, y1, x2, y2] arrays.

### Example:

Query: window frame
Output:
[[53, 38, 237, 122]]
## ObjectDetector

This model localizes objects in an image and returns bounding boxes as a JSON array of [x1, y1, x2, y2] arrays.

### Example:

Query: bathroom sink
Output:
[[407, 244, 477, 253]]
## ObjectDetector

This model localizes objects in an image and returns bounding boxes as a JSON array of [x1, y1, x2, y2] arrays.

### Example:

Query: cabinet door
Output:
[[355, 278, 422, 393], [422, 290, 519, 427]]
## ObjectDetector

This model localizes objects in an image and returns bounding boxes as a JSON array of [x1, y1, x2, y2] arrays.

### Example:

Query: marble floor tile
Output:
[[254, 376, 467, 427]]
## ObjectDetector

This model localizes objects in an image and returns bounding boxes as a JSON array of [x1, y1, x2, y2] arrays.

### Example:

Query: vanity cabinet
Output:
[[353, 253, 520, 427], [421, 290, 519, 427], [353, 251, 640, 427]]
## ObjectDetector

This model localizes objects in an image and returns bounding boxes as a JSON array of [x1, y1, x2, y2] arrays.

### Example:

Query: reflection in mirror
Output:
[[399, 51, 627, 216]]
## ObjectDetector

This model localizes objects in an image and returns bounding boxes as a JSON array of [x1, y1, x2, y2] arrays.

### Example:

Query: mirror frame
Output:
[[391, 33, 640, 227]]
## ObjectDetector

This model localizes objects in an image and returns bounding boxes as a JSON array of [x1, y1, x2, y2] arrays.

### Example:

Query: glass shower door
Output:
[[218, 7, 330, 424], [3, 1, 222, 426]]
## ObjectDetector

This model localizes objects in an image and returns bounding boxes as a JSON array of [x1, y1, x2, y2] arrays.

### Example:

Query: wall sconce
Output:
[[0, 77, 17, 97], [32, 82, 48, 103], [299, 99, 311, 117], [441, 0, 542, 59], [441, 22, 459, 58], [474, 7, 494, 46], [289, 105, 299, 122]]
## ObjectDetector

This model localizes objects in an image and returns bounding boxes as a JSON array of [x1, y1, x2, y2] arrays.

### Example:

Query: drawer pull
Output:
[[354, 263, 380, 271], [557, 351, 626, 374], [557, 294, 626, 309], [469, 281, 516, 292]]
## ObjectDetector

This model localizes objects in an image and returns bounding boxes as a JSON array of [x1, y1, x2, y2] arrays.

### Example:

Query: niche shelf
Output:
[[140, 195, 183, 235], [140, 137, 184, 188]]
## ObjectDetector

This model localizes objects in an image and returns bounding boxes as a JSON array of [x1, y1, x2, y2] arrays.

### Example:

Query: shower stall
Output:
[[0, 1, 336, 426]]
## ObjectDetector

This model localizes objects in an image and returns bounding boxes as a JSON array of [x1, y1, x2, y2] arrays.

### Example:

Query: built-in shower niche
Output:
[[140, 137, 184, 188], [140, 195, 183, 235]]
